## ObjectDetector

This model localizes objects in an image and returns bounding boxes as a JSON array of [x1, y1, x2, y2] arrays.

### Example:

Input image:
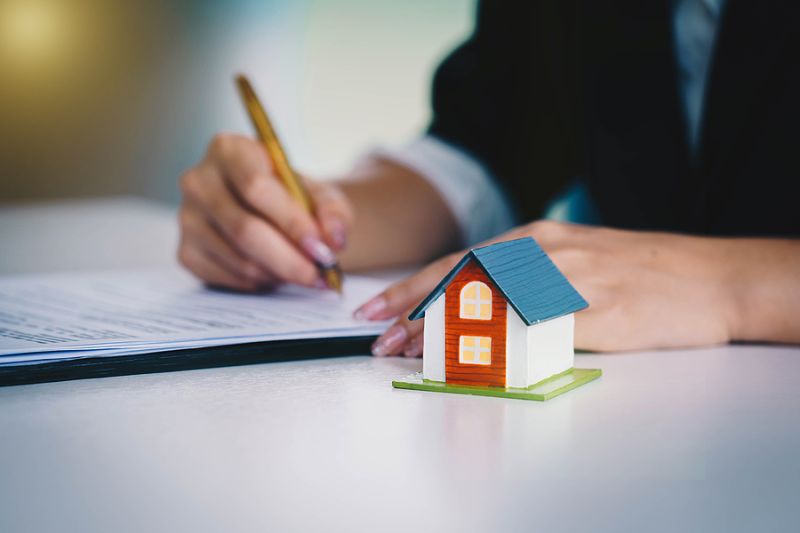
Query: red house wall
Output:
[[444, 260, 507, 387]]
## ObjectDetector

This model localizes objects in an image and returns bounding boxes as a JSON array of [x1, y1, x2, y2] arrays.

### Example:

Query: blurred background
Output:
[[0, 0, 473, 203]]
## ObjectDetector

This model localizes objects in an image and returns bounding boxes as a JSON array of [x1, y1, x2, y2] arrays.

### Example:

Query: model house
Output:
[[407, 237, 590, 390]]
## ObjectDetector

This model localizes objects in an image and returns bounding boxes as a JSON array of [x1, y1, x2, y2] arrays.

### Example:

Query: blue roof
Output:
[[408, 237, 588, 325]]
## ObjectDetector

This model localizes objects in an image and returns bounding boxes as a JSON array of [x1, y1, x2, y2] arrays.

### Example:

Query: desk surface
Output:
[[1, 198, 798, 533]]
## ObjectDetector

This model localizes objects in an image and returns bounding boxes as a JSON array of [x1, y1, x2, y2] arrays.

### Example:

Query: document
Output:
[[0, 269, 392, 366]]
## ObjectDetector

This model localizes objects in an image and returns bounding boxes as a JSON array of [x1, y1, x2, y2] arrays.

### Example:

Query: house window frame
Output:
[[459, 281, 492, 320], [459, 335, 492, 365]]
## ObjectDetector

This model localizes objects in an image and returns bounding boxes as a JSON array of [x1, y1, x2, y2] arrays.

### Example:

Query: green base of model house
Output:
[[392, 367, 602, 401]]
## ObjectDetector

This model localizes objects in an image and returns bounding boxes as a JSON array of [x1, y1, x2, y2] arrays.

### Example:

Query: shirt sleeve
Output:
[[371, 134, 516, 247]]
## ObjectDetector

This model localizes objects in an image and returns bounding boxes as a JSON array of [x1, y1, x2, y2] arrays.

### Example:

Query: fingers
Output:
[[354, 253, 460, 321], [371, 317, 424, 357], [228, 171, 336, 265], [357, 253, 460, 357], [180, 132, 355, 290], [179, 208, 275, 287], [357, 221, 576, 321], [359, 221, 602, 358], [178, 242, 265, 292], [403, 333, 423, 358], [181, 164, 321, 288], [210, 134, 340, 266], [358, 222, 598, 358], [308, 181, 354, 252], [360, 221, 598, 358]]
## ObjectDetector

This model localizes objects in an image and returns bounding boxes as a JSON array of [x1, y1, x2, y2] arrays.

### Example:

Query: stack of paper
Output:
[[0, 269, 392, 366]]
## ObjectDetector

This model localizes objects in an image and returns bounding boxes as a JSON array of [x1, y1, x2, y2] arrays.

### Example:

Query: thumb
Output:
[[308, 181, 354, 252]]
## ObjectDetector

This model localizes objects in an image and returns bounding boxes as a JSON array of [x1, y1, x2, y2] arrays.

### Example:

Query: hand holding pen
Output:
[[176, 76, 351, 292]]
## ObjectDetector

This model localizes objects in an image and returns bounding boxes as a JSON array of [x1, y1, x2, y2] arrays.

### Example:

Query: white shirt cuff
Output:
[[371, 135, 516, 247]]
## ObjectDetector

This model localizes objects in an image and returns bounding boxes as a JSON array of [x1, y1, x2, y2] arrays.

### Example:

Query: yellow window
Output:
[[459, 335, 491, 365], [460, 281, 492, 320], [463, 283, 477, 299]]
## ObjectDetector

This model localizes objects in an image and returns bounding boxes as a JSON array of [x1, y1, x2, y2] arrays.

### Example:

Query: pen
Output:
[[235, 74, 343, 293]]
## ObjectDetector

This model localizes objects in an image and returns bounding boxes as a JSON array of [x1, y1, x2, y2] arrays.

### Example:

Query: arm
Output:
[[361, 221, 800, 356], [339, 135, 516, 269], [333, 156, 461, 270]]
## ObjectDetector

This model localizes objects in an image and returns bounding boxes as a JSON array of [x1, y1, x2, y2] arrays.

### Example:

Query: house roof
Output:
[[408, 237, 588, 325]]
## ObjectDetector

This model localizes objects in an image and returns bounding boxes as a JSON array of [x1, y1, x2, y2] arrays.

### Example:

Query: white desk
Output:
[[1, 197, 798, 533], [0, 197, 179, 274]]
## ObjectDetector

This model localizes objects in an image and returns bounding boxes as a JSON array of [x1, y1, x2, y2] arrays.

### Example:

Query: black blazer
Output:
[[428, 0, 800, 236]]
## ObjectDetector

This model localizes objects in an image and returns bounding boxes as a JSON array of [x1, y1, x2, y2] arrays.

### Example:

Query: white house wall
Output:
[[505, 309, 529, 388], [526, 313, 575, 386], [422, 292, 446, 382]]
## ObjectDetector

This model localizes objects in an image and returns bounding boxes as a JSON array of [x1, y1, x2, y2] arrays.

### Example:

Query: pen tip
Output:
[[323, 266, 343, 294]]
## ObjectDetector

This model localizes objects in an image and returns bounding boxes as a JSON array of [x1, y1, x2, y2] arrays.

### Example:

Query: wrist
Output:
[[723, 273, 749, 344], [711, 239, 750, 343], [713, 238, 797, 344], [676, 235, 749, 344]]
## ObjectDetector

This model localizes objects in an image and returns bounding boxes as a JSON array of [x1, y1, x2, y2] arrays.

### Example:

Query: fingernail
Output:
[[313, 278, 329, 290], [328, 219, 347, 251], [353, 295, 387, 320], [404, 336, 423, 358], [371, 325, 407, 357], [301, 236, 336, 267]]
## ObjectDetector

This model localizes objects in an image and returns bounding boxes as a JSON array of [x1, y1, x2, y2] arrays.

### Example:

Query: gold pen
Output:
[[235, 74, 343, 293]]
